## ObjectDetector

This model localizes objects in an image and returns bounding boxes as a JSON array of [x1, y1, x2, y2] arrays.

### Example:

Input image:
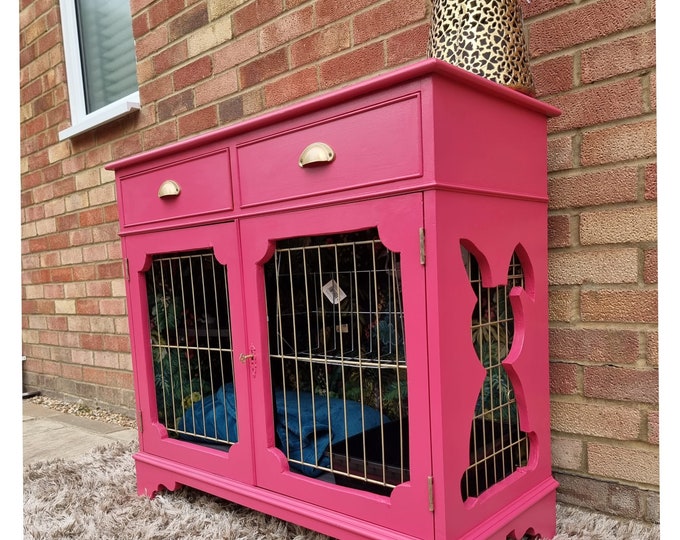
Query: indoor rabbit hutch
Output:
[[109, 59, 560, 539]]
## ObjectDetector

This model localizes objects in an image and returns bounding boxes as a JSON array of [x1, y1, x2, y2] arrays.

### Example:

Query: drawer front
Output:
[[237, 94, 422, 207], [119, 148, 232, 227]]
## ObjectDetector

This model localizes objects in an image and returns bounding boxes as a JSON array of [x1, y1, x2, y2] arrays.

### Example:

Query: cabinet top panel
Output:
[[107, 59, 559, 173]]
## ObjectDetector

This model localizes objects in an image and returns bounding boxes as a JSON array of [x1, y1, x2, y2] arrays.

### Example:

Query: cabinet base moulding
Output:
[[134, 452, 558, 540]]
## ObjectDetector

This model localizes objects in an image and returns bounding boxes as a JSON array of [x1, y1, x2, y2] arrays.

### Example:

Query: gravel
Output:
[[27, 395, 137, 429]]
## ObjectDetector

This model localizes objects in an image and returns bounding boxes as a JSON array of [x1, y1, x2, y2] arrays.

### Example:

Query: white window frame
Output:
[[58, 0, 140, 141]]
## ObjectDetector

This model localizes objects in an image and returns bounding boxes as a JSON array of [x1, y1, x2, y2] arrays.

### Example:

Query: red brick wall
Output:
[[526, 0, 658, 522], [20, 0, 657, 521]]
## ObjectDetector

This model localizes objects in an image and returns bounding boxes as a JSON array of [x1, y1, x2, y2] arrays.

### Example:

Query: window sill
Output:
[[58, 92, 140, 141]]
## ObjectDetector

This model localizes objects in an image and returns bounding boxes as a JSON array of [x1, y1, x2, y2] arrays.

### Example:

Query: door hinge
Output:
[[124, 258, 130, 281], [419, 228, 426, 266], [137, 410, 143, 434], [428, 476, 434, 512]]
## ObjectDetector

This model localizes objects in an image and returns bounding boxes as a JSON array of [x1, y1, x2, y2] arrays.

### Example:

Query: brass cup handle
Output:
[[158, 179, 181, 198], [299, 142, 335, 167]]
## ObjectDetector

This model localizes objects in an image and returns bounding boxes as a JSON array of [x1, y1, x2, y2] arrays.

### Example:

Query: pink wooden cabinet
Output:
[[108, 59, 560, 540]]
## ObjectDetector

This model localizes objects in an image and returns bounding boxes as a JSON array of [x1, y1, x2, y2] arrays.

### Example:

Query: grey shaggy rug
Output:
[[23, 441, 660, 540]]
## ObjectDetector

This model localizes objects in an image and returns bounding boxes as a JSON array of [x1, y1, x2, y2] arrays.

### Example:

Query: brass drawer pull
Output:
[[158, 179, 181, 198], [299, 142, 335, 167]]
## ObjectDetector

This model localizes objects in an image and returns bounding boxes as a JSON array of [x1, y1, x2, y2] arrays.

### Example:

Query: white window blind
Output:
[[76, 0, 138, 113]]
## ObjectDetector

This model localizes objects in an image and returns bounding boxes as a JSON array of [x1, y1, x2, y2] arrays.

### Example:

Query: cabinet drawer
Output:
[[237, 94, 422, 207], [119, 148, 232, 227]]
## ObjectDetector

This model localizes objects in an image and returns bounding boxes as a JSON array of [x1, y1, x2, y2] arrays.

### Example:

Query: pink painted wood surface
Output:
[[236, 94, 422, 208], [237, 195, 433, 539], [422, 190, 556, 538], [122, 223, 255, 486], [119, 145, 232, 228], [111, 58, 559, 539]]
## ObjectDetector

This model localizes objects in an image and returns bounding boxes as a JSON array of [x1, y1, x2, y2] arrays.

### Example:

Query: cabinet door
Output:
[[238, 194, 434, 539], [123, 222, 254, 484]]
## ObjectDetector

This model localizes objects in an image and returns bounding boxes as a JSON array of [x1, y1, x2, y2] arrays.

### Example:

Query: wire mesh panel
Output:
[[146, 250, 237, 448], [461, 248, 530, 499], [265, 229, 409, 495]]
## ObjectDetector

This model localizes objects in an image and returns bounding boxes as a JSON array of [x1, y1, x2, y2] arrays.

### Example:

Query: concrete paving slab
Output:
[[22, 400, 60, 419], [23, 400, 137, 466]]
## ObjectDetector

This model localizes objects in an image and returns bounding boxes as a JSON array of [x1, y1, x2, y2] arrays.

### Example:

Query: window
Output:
[[58, 0, 140, 140]]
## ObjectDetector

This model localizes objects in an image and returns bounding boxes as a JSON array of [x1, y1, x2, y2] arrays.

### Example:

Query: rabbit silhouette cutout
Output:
[[460, 247, 530, 500]]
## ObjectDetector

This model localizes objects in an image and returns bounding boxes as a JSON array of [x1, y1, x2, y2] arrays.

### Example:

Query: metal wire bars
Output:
[[461, 248, 530, 499], [147, 250, 236, 446], [265, 229, 409, 493]]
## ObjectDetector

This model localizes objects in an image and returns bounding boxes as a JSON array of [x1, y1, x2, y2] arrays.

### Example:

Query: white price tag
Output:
[[322, 279, 347, 305]]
